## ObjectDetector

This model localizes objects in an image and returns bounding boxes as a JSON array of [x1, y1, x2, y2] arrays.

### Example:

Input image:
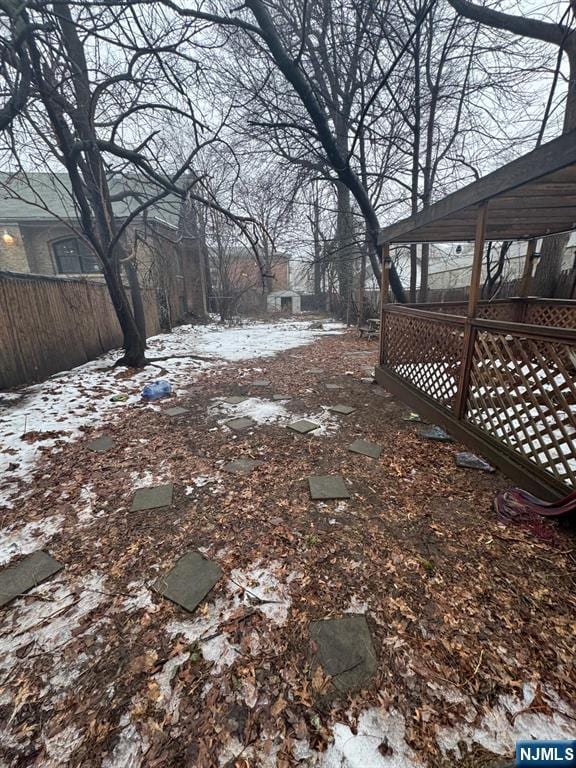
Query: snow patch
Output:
[[42, 724, 83, 767], [153, 652, 190, 722], [1, 320, 342, 508], [166, 561, 299, 672], [101, 714, 149, 768], [436, 683, 576, 759], [0, 571, 106, 676], [229, 561, 296, 626], [319, 708, 422, 768], [210, 397, 291, 426], [0, 514, 64, 566]]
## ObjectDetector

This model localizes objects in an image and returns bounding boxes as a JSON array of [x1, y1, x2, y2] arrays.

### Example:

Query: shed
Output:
[[267, 290, 301, 314]]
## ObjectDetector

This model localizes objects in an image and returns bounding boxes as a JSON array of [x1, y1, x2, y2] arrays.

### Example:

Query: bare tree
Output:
[[448, 0, 576, 297]]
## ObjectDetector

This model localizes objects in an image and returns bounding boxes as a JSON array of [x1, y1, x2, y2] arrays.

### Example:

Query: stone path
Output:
[[310, 614, 377, 693], [0, 338, 501, 734], [131, 483, 174, 511], [225, 416, 256, 432], [153, 551, 222, 613], [0, 551, 63, 607], [287, 419, 320, 434], [164, 406, 190, 417], [308, 475, 350, 500], [328, 404, 356, 415], [348, 438, 382, 460], [86, 435, 114, 453], [222, 458, 262, 475]]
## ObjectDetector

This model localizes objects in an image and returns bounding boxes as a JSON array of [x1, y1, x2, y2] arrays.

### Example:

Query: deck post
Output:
[[455, 204, 488, 419], [379, 242, 391, 366]]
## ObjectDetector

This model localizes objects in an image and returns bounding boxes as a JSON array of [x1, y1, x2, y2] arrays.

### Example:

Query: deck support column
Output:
[[379, 242, 391, 366], [455, 204, 488, 419]]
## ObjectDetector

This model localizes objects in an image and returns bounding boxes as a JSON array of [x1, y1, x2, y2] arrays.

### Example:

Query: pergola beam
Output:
[[378, 129, 576, 246]]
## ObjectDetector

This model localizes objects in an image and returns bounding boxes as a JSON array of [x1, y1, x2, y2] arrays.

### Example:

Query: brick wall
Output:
[[0, 225, 29, 273]]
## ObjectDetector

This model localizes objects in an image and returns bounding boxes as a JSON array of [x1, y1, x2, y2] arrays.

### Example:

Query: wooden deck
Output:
[[377, 300, 576, 499]]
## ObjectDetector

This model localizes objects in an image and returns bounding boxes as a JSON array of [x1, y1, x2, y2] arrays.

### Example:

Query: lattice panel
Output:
[[476, 303, 517, 321], [524, 303, 576, 329], [466, 329, 576, 488], [382, 311, 464, 409]]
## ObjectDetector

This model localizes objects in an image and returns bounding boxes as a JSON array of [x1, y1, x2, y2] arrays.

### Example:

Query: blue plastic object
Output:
[[141, 380, 172, 401]]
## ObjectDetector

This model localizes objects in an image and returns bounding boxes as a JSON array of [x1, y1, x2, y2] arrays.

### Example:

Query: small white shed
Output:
[[266, 290, 301, 314]]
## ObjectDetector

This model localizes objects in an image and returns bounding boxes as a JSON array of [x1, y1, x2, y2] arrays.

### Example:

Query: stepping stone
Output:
[[306, 368, 324, 374], [328, 405, 356, 416], [272, 394, 291, 401], [402, 411, 424, 423], [225, 417, 255, 432], [250, 380, 270, 387], [86, 435, 114, 453], [0, 551, 63, 608], [310, 614, 376, 693], [420, 425, 454, 443], [287, 419, 320, 435], [222, 396, 248, 405], [308, 475, 350, 500], [131, 483, 173, 511], [164, 406, 189, 417], [348, 439, 382, 460], [455, 452, 495, 472], [222, 458, 262, 476], [325, 384, 343, 390], [153, 551, 221, 614]]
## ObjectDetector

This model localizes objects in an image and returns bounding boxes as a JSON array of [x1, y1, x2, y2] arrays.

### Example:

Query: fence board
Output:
[[0, 272, 160, 389]]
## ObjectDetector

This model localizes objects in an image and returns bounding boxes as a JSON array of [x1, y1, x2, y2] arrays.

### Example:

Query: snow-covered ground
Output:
[[0, 320, 343, 507]]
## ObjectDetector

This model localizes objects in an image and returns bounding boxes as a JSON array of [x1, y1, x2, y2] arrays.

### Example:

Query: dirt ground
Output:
[[0, 327, 574, 768]]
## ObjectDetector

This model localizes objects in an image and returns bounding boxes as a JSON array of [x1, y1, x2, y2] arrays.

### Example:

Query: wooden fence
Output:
[[377, 299, 576, 498], [0, 271, 160, 389]]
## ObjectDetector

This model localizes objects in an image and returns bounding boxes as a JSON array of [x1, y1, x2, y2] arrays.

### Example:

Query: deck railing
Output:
[[378, 300, 576, 496]]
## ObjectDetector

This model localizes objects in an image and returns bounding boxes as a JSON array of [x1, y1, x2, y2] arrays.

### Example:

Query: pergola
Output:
[[376, 130, 576, 499]]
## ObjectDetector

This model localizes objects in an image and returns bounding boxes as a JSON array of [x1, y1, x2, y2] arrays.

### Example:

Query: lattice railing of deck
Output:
[[379, 305, 576, 493]]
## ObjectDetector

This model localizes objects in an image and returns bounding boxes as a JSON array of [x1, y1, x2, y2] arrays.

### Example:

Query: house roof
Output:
[[0, 172, 182, 229], [378, 129, 576, 244]]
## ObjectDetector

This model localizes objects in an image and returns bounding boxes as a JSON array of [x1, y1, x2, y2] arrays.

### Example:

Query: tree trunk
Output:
[[358, 238, 367, 326], [103, 261, 147, 367], [124, 258, 147, 343], [335, 181, 355, 307], [244, 0, 406, 302]]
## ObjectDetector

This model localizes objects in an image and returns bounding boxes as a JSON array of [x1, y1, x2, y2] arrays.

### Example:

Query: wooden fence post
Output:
[[455, 205, 488, 419], [379, 242, 391, 366]]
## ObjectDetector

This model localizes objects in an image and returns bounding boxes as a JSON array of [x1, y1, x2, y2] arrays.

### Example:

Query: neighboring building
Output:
[[267, 289, 301, 314], [0, 173, 208, 327], [427, 237, 576, 292], [208, 244, 292, 315]]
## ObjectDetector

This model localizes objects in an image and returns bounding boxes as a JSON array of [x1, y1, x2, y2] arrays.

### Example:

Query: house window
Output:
[[52, 237, 100, 274]]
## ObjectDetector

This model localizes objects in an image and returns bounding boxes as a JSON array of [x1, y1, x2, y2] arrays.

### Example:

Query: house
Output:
[[0, 173, 208, 327], [208, 243, 291, 315]]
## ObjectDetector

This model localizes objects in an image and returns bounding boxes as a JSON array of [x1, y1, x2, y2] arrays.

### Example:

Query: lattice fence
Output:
[[524, 302, 576, 329], [382, 311, 465, 410], [465, 329, 576, 487], [476, 303, 518, 321]]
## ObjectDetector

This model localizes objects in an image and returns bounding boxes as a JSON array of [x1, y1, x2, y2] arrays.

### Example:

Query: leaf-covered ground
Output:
[[0, 324, 574, 768]]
